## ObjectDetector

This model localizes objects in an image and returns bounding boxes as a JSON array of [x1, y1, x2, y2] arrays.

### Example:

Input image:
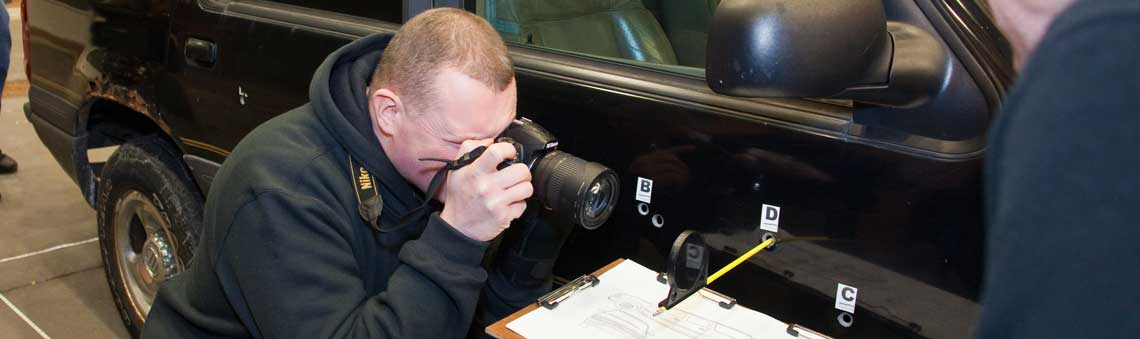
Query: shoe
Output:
[[0, 153, 17, 174]]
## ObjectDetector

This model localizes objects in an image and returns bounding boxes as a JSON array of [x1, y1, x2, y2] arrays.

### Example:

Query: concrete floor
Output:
[[0, 4, 131, 339]]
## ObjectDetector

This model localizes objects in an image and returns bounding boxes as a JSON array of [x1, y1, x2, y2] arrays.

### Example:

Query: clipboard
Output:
[[486, 258, 627, 339], [485, 258, 833, 339]]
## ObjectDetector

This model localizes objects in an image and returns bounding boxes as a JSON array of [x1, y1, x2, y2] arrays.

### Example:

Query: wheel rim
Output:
[[112, 190, 181, 322]]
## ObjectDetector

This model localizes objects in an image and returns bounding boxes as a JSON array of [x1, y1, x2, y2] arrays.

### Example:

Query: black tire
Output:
[[96, 135, 203, 337]]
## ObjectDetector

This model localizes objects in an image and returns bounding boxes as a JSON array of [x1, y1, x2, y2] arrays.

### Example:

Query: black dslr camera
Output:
[[495, 118, 619, 229]]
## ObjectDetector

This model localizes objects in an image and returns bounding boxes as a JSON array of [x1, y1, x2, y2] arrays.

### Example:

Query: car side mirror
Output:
[[706, 0, 948, 109]]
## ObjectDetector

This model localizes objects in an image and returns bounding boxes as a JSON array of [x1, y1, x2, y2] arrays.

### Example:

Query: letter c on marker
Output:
[[842, 287, 855, 301]]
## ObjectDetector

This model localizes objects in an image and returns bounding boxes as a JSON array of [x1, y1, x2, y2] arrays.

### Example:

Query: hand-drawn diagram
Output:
[[507, 261, 792, 339], [581, 293, 753, 339]]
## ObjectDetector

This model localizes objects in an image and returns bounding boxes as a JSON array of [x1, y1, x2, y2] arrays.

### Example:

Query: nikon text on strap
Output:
[[349, 156, 384, 232]]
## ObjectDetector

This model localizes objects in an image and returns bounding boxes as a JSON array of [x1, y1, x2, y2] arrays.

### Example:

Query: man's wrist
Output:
[[439, 206, 484, 242], [414, 212, 490, 267]]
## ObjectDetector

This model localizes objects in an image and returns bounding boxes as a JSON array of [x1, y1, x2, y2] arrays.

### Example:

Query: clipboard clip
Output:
[[786, 323, 833, 339], [656, 272, 737, 309], [537, 274, 600, 309]]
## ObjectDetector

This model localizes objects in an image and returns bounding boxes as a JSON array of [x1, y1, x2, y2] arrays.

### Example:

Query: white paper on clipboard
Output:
[[507, 260, 800, 339]]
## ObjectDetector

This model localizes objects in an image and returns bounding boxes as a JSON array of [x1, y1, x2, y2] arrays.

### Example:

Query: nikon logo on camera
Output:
[[358, 167, 373, 190]]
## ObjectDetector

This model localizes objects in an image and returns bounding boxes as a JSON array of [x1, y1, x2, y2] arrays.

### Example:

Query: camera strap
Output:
[[349, 146, 490, 233], [348, 155, 384, 233], [396, 145, 490, 227]]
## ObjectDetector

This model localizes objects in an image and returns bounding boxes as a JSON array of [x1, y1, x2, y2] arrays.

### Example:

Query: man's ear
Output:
[[369, 88, 403, 136]]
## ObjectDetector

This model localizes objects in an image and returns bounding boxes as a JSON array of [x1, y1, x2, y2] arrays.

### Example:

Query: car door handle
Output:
[[185, 37, 217, 68]]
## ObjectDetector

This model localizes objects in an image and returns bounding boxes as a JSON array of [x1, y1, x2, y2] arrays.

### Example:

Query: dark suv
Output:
[[23, 0, 1011, 337]]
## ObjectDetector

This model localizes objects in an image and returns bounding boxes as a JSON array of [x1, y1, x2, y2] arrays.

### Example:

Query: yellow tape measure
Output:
[[655, 231, 776, 316]]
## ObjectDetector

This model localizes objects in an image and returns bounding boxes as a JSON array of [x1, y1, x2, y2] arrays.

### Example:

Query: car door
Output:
[[161, 0, 246, 168], [162, 0, 409, 191], [160, 0, 408, 172], [207, 0, 405, 138], [462, 1, 1007, 338]]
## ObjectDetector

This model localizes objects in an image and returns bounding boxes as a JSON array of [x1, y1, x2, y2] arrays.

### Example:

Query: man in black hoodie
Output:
[[142, 8, 561, 338]]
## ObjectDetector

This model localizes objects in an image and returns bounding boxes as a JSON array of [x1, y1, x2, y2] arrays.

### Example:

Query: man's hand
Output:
[[440, 140, 533, 241]]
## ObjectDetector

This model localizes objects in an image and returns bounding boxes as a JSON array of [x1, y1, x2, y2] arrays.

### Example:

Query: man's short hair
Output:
[[369, 8, 514, 114]]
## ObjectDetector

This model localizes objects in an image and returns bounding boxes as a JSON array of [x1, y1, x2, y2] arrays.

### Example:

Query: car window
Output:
[[470, 0, 717, 77], [262, 0, 404, 23]]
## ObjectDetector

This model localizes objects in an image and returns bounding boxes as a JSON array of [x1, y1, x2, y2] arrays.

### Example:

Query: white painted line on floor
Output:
[[0, 238, 99, 265], [0, 292, 51, 339]]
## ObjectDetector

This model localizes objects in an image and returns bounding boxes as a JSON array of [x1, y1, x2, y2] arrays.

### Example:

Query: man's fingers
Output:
[[473, 142, 517, 172], [501, 181, 534, 205], [493, 163, 531, 189], [488, 180, 532, 214], [507, 200, 527, 220]]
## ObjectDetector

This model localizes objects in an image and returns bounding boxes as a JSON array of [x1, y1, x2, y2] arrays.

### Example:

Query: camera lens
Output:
[[533, 151, 619, 229], [584, 179, 613, 219]]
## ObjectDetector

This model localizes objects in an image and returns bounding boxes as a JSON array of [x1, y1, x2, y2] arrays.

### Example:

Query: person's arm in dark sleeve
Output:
[[214, 190, 489, 338], [978, 9, 1140, 338], [473, 209, 573, 332]]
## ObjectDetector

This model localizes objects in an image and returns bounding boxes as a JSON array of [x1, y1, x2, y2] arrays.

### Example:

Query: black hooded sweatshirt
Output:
[[141, 33, 544, 338]]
